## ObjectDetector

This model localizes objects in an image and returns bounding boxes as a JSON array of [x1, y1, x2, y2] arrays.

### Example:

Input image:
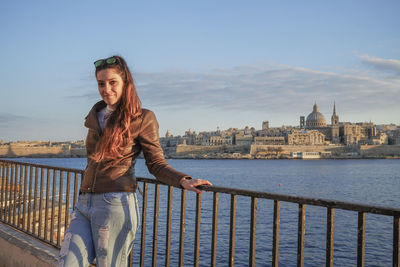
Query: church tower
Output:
[[331, 102, 339, 125]]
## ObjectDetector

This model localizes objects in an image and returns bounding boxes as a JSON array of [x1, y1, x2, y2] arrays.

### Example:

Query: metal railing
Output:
[[0, 159, 399, 266]]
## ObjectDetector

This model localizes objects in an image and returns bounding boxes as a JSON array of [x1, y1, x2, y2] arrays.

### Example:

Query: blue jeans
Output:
[[57, 192, 140, 267]]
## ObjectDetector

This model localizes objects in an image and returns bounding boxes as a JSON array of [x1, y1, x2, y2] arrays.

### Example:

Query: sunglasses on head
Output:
[[94, 56, 120, 68]]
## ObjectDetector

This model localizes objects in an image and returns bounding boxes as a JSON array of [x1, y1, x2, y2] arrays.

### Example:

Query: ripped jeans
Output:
[[57, 192, 140, 267]]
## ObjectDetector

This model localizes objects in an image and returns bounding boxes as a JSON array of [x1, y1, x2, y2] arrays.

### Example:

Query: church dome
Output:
[[306, 103, 326, 128]]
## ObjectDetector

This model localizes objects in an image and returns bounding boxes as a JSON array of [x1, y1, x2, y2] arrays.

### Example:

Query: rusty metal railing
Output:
[[0, 159, 399, 266]]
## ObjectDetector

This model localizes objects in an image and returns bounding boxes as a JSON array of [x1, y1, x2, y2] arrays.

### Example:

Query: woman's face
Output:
[[96, 68, 124, 109]]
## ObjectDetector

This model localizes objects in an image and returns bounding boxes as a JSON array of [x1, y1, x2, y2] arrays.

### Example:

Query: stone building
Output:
[[287, 130, 325, 145], [254, 136, 285, 145]]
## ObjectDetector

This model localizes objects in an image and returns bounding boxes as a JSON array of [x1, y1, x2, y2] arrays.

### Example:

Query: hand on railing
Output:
[[180, 178, 213, 194]]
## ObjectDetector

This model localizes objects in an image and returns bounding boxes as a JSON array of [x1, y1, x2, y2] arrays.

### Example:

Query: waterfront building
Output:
[[254, 136, 285, 145], [287, 129, 325, 145]]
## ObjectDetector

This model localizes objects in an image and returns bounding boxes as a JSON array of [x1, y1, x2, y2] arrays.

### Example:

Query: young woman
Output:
[[57, 55, 212, 267]]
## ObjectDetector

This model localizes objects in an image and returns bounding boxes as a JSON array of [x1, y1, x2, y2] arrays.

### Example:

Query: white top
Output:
[[97, 105, 115, 131]]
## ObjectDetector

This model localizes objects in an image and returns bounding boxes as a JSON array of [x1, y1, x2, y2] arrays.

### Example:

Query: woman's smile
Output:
[[96, 68, 124, 109]]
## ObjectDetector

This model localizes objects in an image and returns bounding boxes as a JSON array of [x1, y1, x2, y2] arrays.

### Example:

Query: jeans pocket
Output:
[[103, 192, 130, 206]]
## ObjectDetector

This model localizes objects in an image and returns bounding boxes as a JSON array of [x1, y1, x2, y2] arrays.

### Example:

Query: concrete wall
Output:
[[0, 222, 58, 267]]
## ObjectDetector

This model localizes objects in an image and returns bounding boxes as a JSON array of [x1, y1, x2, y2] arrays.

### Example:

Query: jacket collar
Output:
[[84, 100, 107, 133]]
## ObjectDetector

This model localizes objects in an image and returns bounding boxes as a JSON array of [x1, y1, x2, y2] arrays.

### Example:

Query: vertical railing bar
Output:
[[57, 171, 64, 246], [229, 194, 237, 267], [152, 183, 160, 267], [326, 207, 335, 267], [32, 166, 39, 235], [128, 250, 133, 267], [179, 189, 187, 267], [194, 192, 202, 267], [394, 216, 399, 267], [12, 163, 18, 225], [1, 163, 7, 221], [17, 164, 23, 227], [165, 186, 173, 267], [211, 192, 219, 267], [7, 164, 15, 224], [64, 172, 71, 233], [140, 182, 148, 267], [44, 168, 51, 240], [38, 168, 45, 238], [4, 164, 10, 222], [50, 169, 57, 244], [73, 172, 78, 208], [297, 204, 306, 267], [249, 197, 257, 267], [22, 165, 28, 230], [272, 200, 280, 267], [27, 166, 33, 232], [0, 163, 5, 221], [357, 212, 365, 267]]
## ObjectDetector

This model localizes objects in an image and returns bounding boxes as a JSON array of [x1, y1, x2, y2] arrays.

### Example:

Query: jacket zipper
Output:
[[91, 163, 100, 193]]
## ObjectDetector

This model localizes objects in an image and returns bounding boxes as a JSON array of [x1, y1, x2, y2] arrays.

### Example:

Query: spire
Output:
[[333, 101, 337, 116], [331, 101, 339, 125]]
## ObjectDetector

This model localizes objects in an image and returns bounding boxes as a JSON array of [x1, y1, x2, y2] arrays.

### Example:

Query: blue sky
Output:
[[0, 1, 399, 141]]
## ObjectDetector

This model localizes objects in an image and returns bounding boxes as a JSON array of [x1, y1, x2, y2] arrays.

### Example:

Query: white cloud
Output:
[[71, 55, 400, 128], [359, 54, 400, 76], [134, 60, 400, 119]]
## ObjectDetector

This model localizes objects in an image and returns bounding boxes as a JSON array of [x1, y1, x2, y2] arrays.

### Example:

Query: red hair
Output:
[[91, 55, 142, 164]]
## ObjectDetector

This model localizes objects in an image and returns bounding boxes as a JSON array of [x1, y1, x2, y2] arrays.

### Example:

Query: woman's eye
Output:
[[98, 82, 105, 87], [110, 81, 116, 85]]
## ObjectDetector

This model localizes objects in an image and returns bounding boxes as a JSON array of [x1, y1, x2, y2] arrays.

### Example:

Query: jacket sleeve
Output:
[[138, 110, 191, 188]]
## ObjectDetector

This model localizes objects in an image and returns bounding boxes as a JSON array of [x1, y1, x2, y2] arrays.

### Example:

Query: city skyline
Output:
[[1, 1, 399, 142]]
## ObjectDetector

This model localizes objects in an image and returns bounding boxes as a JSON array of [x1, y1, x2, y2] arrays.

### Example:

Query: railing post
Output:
[[44, 168, 51, 240], [140, 182, 148, 267], [211, 192, 219, 267], [165, 186, 173, 267], [297, 204, 306, 267], [194, 192, 202, 267], [179, 189, 187, 267], [0, 163, 6, 221], [38, 167, 44, 237], [17, 164, 23, 227], [229, 194, 237, 267], [357, 212, 365, 267], [152, 183, 159, 267], [50, 169, 56, 243], [394, 216, 399, 267], [57, 171, 64, 246], [326, 207, 335, 267], [249, 197, 257, 267], [272, 200, 280, 267], [27, 166, 33, 232]]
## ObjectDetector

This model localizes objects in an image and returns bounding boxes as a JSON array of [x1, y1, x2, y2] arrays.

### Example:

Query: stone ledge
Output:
[[0, 222, 58, 267]]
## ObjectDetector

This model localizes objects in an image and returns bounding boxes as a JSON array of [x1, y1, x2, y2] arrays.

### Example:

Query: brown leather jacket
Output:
[[80, 101, 190, 193]]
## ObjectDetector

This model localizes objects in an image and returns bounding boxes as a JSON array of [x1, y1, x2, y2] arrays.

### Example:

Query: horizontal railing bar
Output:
[[0, 159, 84, 174], [135, 177, 400, 217]]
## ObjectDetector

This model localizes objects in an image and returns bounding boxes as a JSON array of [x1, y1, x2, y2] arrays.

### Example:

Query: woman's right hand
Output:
[[180, 178, 213, 194]]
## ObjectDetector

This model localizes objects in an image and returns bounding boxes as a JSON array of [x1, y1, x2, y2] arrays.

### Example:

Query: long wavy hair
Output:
[[90, 55, 142, 164]]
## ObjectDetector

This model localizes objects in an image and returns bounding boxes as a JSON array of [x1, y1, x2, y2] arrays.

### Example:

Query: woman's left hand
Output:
[[180, 178, 213, 194]]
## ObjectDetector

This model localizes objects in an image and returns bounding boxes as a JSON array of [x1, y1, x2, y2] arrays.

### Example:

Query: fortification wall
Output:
[[360, 145, 400, 157], [249, 144, 344, 155], [175, 144, 249, 155], [0, 145, 86, 158]]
